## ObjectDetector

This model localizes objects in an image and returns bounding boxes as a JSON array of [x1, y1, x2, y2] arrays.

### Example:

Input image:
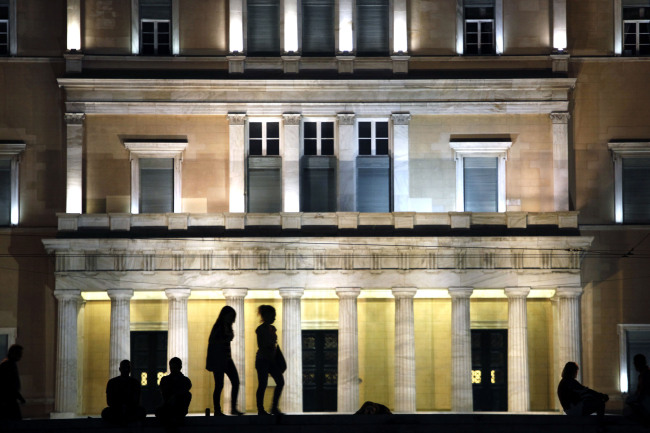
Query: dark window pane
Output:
[[322, 122, 334, 138], [141, 0, 171, 19], [300, 156, 337, 212], [482, 21, 493, 32], [376, 122, 388, 138], [304, 139, 317, 155], [359, 122, 371, 138], [248, 157, 282, 212], [0, 159, 10, 225], [158, 34, 169, 44], [357, 156, 390, 212], [359, 139, 371, 155], [142, 21, 154, 32], [623, 158, 650, 223], [158, 44, 170, 55], [376, 139, 389, 155], [250, 122, 263, 139], [267, 139, 280, 155], [158, 21, 169, 32], [321, 139, 334, 155], [0, 6, 7, 20], [143, 34, 154, 44], [249, 140, 263, 155], [267, 122, 280, 138], [305, 122, 317, 138]]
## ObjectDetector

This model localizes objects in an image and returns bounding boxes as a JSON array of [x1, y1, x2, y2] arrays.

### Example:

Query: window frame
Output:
[[0, 143, 25, 226], [123, 141, 187, 214], [608, 141, 650, 223], [301, 118, 337, 156], [131, 0, 178, 55], [0, 327, 17, 357], [456, 0, 503, 55], [0, 0, 16, 56], [616, 1, 650, 55], [464, 18, 495, 55], [618, 324, 650, 393], [623, 17, 650, 55], [247, 118, 282, 156], [140, 18, 171, 55], [356, 118, 391, 156], [450, 140, 511, 212]]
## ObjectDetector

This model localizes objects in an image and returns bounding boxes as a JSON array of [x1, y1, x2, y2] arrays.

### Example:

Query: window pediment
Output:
[[124, 141, 187, 159], [450, 140, 512, 158]]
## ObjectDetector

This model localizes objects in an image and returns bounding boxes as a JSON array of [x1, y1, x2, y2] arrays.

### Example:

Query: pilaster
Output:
[[107, 289, 133, 379], [393, 287, 417, 413], [65, 113, 85, 214], [165, 288, 191, 374], [505, 287, 531, 412], [449, 286, 473, 412], [337, 113, 356, 211], [228, 114, 247, 212], [551, 112, 570, 211], [223, 288, 248, 413], [555, 286, 583, 381], [283, 114, 301, 212], [392, 113, 411, 211], [52, 289, 82, 418]]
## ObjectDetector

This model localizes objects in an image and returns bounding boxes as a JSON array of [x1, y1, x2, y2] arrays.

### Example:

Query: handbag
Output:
[[275, 347, 287, 373]]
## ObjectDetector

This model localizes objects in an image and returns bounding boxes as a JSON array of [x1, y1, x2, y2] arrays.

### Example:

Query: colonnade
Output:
[[52, 285, 583, 417]]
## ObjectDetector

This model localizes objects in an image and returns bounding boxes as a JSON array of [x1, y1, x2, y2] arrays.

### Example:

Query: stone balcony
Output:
[[56, 211, 580, 233]]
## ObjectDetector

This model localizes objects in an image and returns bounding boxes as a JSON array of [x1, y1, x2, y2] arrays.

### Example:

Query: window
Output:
[[124, 141, 187, 214], [0, 143, 25, 226], [140, 0, 171, 55], [357, 120, 390, 212], [0, 1, 8, 55], [301, 121, 336, 212], [609, 142, 650, 223], [0, 328, 16, 358], [618, 324, 650, 394], [247, 0, 280, 56], [248, 120, 282, 212], [301, 0, 335, 56], [624, 6, 650, 55], [356, 0, 389, 56], [450, 140, 511, 212], [465, 1, 495, 55]]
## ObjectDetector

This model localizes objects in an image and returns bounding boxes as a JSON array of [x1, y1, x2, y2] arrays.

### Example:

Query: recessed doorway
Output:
[[302, 330, 338, 412]]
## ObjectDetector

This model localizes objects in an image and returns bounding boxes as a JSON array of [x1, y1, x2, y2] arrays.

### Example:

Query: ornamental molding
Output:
[[64, 113, 86, 124], [227, 113, 247, 125], [392, 113, 411, 125], [550, 112, 570, 124], [337, 113, 355, 125], [282, 113, 302, 125]]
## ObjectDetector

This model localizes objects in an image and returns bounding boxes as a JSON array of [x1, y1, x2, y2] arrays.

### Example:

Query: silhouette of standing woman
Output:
[[255, 305, 285, 415], [206, 306, 243, 416]]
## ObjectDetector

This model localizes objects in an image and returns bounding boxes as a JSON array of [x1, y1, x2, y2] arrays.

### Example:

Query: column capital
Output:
[[391, 113, 411, 125], [227, 113, 247, 125], [64, 113, 85, 124], [448, 287, 473, 299], [392, 287, 417, 298], [336, 287, 361, 299], [53, 289, 82, 302], [504, 287, 531, 298], [164, 288, 191, 300], [337, 113, 355, 125], [107, 289, 134, 300], [223, 287, 248, 299], [550, 112, 570, 124], [282, 113, 302, 125], [554, 286, 583, 298], [279, 287, 304, 299]]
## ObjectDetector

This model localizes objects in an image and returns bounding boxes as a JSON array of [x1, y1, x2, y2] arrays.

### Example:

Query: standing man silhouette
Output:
[[0, 345, 25, 420]]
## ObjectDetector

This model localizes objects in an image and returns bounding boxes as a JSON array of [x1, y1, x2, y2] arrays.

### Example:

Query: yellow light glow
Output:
[[553, 30, 567, 51], [472, 370, 482, 384]]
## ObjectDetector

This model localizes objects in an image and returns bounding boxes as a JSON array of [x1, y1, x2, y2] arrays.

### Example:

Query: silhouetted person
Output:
[[156, 357, 192, 426], [206, 305, 242, 416], [0, 345, 25, 420], [355, 401, 392, 415], [101, 359, 146, 425], [255, 305, 285, 416], [557, 361, 608, 421], [625, 353, 650, 424]]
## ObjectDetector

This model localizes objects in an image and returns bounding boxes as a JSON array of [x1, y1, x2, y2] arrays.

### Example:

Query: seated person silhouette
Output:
[[101, 359, 146, 425], [156, 357, 192, 425], [557, 361, 608, 420]]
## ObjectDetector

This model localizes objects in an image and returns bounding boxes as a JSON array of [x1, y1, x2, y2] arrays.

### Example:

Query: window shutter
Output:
[[140, 0, 171, 19], [300, 156, 337, 212], [356, 0, 389, 56], [248, 156, 282, 212], [301, 0, 335, 55], [464, 157, 498, 212], [357, 156, 390, 212], [623, 158, 650, 223], [247, 0, 280, 55], [140, 158, 174, 214], [0, 159, 10, 225]]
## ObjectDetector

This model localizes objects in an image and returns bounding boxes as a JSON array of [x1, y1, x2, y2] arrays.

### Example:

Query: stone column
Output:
[[505, 287, 531, 412], [65, 113, 85, 214], [228, 114, 247, 212], [280, 287, 304, 413], [165, 288, 191, 374], [282, 114, 301, 212], [392, 113, 411, 211], [556, 286, 583, 381], [393, 287, 417, 413], [449, 287, 473, 412], [336, 287, 360, 413], [108, 289, 133, 379], [551, 112, 570, 211], [337, 114, 356, 211], [223, 288, 247, 413], [53, 289, 82, 418]]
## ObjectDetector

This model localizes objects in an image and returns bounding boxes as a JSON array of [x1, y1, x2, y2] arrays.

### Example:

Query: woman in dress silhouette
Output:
[[255, 305, 285, 415], [206, 306, 243, 416]]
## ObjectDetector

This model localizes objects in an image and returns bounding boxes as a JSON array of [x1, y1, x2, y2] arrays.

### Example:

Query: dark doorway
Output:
[[471, 329, 507, 411], [130, 331, 168, 414], [302, 330, 337, 412]]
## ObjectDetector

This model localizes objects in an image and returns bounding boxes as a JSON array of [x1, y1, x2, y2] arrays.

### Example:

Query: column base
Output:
[[50, 412, 78, 419]]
